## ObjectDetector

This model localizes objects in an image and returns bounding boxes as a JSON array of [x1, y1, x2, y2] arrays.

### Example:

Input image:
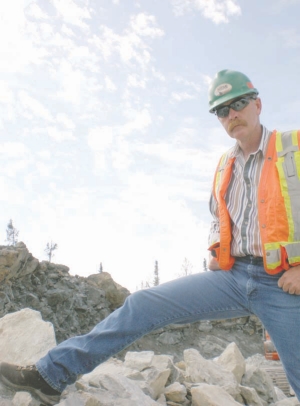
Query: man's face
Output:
[[216, 94, 262, 141]]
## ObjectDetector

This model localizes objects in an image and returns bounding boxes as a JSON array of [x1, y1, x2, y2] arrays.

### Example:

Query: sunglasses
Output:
[[213, 96, 256, 118]]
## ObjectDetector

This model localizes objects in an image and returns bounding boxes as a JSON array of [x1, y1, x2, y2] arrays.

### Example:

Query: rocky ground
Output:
[[0, 309, 298, 406], [0, 242, 298, 405]]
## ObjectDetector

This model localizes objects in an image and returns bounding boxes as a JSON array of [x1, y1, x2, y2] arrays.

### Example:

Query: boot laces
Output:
[[16, 365, 37, 371]]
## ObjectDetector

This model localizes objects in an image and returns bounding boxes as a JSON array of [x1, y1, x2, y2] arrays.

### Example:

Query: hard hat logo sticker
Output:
[[214, 83, 232, 96]]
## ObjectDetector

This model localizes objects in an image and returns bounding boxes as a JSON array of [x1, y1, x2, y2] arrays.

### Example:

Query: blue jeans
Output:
[[36, 256, 300, 399]]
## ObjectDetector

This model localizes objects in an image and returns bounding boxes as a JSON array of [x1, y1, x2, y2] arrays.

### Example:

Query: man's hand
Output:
[[208, 252, 221, 271], [278, 265, 300, 295]]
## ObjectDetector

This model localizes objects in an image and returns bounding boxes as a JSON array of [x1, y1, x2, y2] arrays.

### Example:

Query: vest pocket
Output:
[[294, 151, 300, 180]]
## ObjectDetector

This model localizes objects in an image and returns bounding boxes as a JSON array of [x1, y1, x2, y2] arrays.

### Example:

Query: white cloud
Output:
[[56, 113, 76, 130], [0, 81, 14, 104], [121, 108, 152, 135], [47, 126, 75, 142], [118, 32, 149, 64], [61, 24, 76, 37], [91, 13, 163, 68], [127, 74, 147, 88], [0, 176, 25, 203], [151, 68, 166, 81], [52, 0, 91, 30], [36, 162, 51, 177], [171, 91, 196, 102], [170, 0, 241, 23], [56, 61, 87, 104], [25, 3, 49, 20], [112, 138, 132, 170], [202, 74, 213, 87], [0, 142, 31, 177], [105, 76, 117, 92], [0, 1, 47, 72], [175, 76, 202, 92], [129, 13, 165, 38], [37, 150, 52, 160], [88, 126, 114, 151], [19, 91, 53, 121], [0, 142, 28, 157], [87, 110, 152, 172]]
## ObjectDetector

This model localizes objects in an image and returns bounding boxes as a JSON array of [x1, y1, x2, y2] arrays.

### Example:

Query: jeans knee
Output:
[[124, 286, 159, 310]]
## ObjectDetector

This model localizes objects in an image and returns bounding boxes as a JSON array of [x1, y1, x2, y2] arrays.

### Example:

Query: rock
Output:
[[12, 391, 40, 405], [273, 398, 300, 406], [0, 308, 56, 364], [157, 331, 182, 345], [140, 366, 170, 399], [164, 382, 187, 403], [275, 386, 290, 401], [79, 373, 158, 405], [242, 364, 278, 403], [191, 383, 241, 406], [87, 272, 130, 310], [216, 342, 246, 383], [124, 351, 154, 370], [152, 354, 185, 385], [0, 244, 39, 283], [239, 385, 266, 406], [184, 348, 240, 399]]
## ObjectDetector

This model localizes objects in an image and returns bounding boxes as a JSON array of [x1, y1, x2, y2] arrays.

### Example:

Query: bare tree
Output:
[[98, 262, 103, 273], [6, 219, 19, 246], [138, 278, 151, 291], [178, 257, 193, 277], [203, 257, 208, 272], [153, 260, 160, 286], [44, 241, 58, 263]]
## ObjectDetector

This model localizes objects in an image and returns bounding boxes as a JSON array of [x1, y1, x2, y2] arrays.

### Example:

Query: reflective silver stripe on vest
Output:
[[276, 131, 300, 240], [284, 242, 300, 262], [265, 244, 281, 269]]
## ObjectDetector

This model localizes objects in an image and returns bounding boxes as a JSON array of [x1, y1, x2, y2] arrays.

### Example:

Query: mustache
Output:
[[228, 119, 247, 132]]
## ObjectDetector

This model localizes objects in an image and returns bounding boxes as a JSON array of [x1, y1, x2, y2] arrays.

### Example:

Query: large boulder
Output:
[[0, 308, 56, 364], [87, 272, 130, 310]]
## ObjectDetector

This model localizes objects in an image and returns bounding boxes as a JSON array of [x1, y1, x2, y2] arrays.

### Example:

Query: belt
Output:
[[235, 255, 263, 265]]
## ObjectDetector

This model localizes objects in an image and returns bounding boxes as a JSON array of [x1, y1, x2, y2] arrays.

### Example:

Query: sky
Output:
[[1, 0, 300, 292]]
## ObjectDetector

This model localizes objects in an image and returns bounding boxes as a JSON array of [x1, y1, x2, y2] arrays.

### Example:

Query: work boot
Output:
[[0, 362, 61, 405]]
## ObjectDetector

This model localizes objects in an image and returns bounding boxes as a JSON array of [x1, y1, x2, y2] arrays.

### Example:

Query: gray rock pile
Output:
[[0, 309, 298, 406], [0, 242, 130, 343], [0, 242, 265, 361]]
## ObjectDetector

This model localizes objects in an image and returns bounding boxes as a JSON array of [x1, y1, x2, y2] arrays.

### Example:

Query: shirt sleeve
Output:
[[208, 190, 220, 246]]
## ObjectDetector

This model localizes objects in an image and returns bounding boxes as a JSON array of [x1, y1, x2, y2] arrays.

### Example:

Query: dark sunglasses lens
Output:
[[231, 98, 250, 111], [216, 106, 229, 118]]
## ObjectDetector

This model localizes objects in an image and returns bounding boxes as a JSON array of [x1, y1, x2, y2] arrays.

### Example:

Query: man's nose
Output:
[[228, 107, 238, 119], [227, 107, 238, 120]]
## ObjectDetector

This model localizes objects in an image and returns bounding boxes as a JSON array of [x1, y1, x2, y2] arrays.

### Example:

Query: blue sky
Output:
[[1, 0, 300, 292]]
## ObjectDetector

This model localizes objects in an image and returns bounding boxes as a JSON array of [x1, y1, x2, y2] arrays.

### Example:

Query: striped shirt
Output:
[[208, 126, 272, 257]]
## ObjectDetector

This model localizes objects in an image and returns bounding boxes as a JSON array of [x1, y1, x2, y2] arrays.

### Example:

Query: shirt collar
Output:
[[231, 125, 272, 158]]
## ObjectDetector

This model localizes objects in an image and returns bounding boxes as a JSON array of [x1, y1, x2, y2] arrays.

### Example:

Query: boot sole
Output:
[[0, 373, 60, 405]]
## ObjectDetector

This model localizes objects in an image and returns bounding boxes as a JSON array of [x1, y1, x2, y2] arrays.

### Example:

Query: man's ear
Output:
[[255, 97, 262, 114]]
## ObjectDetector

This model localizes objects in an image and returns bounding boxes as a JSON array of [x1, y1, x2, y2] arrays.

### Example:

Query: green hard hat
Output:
[[208, 69, 259, 113]]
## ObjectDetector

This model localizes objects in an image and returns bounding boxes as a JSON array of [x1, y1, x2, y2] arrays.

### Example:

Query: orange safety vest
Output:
[[209, 129, 300, 274]]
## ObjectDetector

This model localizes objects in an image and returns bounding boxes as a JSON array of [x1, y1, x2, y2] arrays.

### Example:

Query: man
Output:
[[0, 69, 300, 405]]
